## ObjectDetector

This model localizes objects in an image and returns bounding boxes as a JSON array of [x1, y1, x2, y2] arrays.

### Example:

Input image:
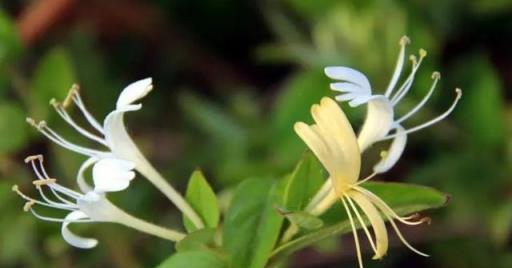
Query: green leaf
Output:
[[156, 251, 227, 268], [183, 170, 220, 232], [0, 10, 22, 66], [223, 178, 285, 268], [282, 151, 325, 211], [270, 182, 448, 260], [176, 228, 216, 252], [30, 48, 76, 118], [0, 102, 29, 153], [280, 210, 324, 230]]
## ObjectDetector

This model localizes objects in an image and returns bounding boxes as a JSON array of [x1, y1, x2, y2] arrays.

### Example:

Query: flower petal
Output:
[[116, 78, 153, 109], [357, 96, 394, 152], [77, 157, 98, 193], [373, 125, 407, 173], [62, 211, 98, 249], [348, 190, 388, 259], [103, 110, 143, 165], [93, 158, 136, 192], [324, 67, 371, 93]]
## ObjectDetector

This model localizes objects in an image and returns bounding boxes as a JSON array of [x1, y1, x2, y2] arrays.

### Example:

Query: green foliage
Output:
[[30, 48, 76, 118], [281, 210, 324, 230], [0, 10, 22, 66], [156, 251, 227, 268], [175, 228, 216, 252], [222, 178, 284, 268], [183, 170, 220, 232], [0, 102, 28, 153]]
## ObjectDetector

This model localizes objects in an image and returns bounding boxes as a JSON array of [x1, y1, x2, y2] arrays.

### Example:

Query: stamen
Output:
[[52, 103, 108, 146], [341, 196, 364, 268], [24, 200, 35, 212], [24, 154, 43, 163], [395, 71, 441, 124], [354, 172, 377, 186], [381, 88, 462, 141], [384, 213, 429, 257], [390, 49, 428, 106], [28, 207, 93, 223], [345, 195, 379, 255], [63, 84, 80, 108], [70, 90, 105, 134], [354, 186, 428, 225], [384, 36, 410, 97]]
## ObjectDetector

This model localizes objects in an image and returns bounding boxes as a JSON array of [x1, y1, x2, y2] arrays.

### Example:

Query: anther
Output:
[[38, 121, 47, 128], [33, 178, 57, 187], [49, 98, 61, 107], [24, 155, 43, 163], [26, 117, 37, 127], [23, 200, 35, 212], [379, 150, 388, 159], [12, 185, 19, 192], [399, 36, 411, 46], [63, 84, 80, 108], [419, 49, 427, 58], [409, 55, 417, 65], [455, 88, 462, 98], [431, 72, 441, 80]]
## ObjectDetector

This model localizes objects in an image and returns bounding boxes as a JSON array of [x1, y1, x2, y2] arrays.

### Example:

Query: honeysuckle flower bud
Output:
[[26, 78, 204, 229], [13, 155, 185, 249], [325, 36, 462, 173], [295, 98, 429, 268]]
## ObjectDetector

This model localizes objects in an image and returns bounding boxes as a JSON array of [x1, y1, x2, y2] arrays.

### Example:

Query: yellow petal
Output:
[[348, 189, 389, 259], [294, 122, 338, 175], [313, 98, 360, 188]]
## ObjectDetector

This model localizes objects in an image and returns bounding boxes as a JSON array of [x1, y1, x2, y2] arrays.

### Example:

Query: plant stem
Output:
[[136, 156, 205, 229]]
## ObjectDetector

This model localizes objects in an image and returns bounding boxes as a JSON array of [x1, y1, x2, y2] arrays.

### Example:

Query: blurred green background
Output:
[[0, 0, 511, 267]]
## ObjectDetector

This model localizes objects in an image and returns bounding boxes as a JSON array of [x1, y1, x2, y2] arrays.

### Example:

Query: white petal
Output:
[[116, 78, 153, 109], [62, 211, 98, 249], [330, 82, 366, 94], [93, 158, 136, 192], [373, 125, 407, 173], [77, 157, 98, 193], [357, 96, 394, 152], [324, 67, 371, 92], [103, 110, 142, 165]]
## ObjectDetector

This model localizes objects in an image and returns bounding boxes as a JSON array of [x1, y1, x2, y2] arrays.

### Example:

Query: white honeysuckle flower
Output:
[[325, 36, 462, 173], [26, 78, 153, 192], [13, 155, 185, 249], [26, 78, 205, 229]]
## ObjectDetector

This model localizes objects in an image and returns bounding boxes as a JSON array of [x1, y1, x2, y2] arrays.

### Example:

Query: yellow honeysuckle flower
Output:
[[294, 97, 429, 268]]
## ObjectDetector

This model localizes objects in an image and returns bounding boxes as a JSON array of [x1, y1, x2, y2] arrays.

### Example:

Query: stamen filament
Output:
[[395, 72, 441, 124], [71, 92, 105, 134], [380, 88, 462, 141], [346, 195, 378, 255], [341, 196, 364, 268], [384, 36, 410, 98], [390, 49, 427, 105]]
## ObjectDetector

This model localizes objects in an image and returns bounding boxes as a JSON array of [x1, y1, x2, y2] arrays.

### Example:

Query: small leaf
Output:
[[156, 250, 227, 268], [30, 48, 76, 118], [280, 210, 324, 230], [223, 178, 285, 268], [270, 182, 448, 260], [282, 151, 325, 211], [176, 228, 216, 252], [183, 170, 220, 232]]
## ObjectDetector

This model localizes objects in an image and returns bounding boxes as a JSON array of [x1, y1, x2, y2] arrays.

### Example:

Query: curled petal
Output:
[[103, 110, 143, 165], [116, 78, 153, 110], [324, 67, 371, 93], [62, 211, 98, 249], [93, 158, 136, 192], [77, 157, 98, 193], [373, 125, 407, 173], [357, 97, 394, 152]]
